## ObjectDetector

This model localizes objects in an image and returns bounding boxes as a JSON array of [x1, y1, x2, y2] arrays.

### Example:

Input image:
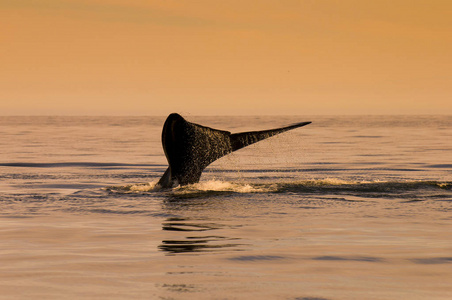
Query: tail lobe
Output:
[[230, 121, 311, 151]]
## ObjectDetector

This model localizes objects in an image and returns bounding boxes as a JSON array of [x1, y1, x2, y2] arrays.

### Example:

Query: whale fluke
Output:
[[157, 113, 311, 188]]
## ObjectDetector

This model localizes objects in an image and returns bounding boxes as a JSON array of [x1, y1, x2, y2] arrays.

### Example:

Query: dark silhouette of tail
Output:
[[157, 113, 311, 188]]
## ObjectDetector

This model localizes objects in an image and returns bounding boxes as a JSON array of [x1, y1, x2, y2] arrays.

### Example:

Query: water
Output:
[[0, 115, 451, 300]]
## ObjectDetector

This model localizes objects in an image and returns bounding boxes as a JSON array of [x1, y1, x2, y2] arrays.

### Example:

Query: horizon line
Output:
[[1, 113, 451, 117]]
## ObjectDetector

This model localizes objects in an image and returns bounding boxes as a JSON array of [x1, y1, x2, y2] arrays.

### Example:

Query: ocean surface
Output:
[[0, 115, 451, 300]]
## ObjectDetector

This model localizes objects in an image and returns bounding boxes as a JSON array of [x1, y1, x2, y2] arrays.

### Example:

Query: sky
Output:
[[1, 0, 451, 115]]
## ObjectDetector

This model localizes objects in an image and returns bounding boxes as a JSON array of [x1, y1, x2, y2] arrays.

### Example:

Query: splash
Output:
[[105, 179, 451, 201], [106, 181, 161, 193], [107, 180, 276, 194], [175, 180, 277, 194]]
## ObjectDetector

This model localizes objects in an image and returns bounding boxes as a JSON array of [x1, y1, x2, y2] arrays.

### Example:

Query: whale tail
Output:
[[157, 113, 311, 188]]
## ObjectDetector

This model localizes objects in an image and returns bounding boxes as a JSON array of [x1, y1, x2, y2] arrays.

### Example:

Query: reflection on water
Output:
[[159, 236, 242, 254], [159, 217, 244, 254], [162, 217, 226, 231]]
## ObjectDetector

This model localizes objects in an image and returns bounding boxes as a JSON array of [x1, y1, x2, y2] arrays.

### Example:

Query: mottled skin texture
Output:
[[158, 113, 311, 188]]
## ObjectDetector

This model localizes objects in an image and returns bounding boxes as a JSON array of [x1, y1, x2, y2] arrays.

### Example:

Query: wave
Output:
[[106, 179, 452, 200], [106, 180, 276, 194]]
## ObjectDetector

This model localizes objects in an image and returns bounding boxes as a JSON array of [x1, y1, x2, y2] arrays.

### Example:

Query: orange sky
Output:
[[1, 0, 451, 115]]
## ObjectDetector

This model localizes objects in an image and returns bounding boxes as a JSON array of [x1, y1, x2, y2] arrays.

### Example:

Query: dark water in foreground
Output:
[[0, 115, 451, 299]]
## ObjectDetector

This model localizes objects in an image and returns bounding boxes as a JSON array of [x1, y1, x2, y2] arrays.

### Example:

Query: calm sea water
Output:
[[0, 115, 451, 300]]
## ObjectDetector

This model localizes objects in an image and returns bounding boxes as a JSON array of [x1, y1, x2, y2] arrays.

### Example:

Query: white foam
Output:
[[108, 181, 161, 193], [311, 178, 358, 185], [176, 180, 276, 193], [129, 182, 159, 192], [297, 178, 379, 186]]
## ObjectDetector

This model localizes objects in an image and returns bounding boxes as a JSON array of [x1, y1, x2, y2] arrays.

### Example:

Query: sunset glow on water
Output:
[[0, 116, 451, 299]]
